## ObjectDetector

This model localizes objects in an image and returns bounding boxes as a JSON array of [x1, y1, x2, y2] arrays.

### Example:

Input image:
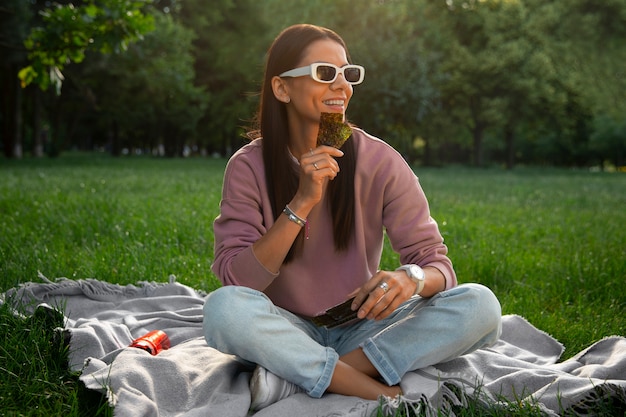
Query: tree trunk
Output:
[[13, 74, 23, 159], [423, 137, 432, 166], [32, 87, 44, 157], [469, 96, 486, 167], [472, 123, 484, 167], [1, 65, 15, 158], [1, 64, 23, 158], [110, 120, 121, 156], [505, 124, 515, 170]]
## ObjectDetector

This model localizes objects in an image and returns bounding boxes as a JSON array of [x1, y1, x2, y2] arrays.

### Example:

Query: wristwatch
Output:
[[396, 264, 425, 295]]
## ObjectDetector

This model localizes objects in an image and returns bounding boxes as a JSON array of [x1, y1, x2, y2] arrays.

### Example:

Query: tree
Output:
[[346, 1, 442, 164], [550, 0, 626, 168], [64, 11, 207, 156], [489, 1, 566, 169], [19, 0, 154, 93], [590, 115, 626, 169], [422, 0, 567, 167], [5, 0, 623, 165], [0, 0, 35, 158], [175, 0, 271, 156], [2, 0, 154, 158]]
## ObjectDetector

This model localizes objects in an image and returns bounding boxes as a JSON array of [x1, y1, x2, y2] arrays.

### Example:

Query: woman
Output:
[[203, 23, 501, 411]]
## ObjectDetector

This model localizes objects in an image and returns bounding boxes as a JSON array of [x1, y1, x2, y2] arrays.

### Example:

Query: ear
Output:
[[271, 76, 291, 104]]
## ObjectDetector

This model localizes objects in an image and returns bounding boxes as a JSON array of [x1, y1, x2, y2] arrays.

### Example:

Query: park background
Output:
[[1, 1, 625, 415], [2, 0, 625, 168]]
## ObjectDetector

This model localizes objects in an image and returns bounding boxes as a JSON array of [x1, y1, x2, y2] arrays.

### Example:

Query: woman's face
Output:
[[279, 39, 354, 133]]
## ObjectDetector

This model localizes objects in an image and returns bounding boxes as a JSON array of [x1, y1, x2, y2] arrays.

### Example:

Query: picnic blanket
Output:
[[3, 275, 626, 416]]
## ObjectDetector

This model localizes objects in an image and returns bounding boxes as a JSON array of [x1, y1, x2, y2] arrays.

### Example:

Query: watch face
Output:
[[409, 265, 423, 280]]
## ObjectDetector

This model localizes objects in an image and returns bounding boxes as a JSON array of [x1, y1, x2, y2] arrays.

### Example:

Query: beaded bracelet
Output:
[[283, 205, 306, 227]]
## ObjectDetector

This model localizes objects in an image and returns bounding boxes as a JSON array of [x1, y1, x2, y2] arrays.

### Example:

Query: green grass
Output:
[[0, 299, 111, 416], [0, 153, 225, 294], [417, 167, 626, 357], [1, 153, 625, 415]]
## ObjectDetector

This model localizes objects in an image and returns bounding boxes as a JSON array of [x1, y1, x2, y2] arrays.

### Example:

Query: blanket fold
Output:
[[3, 276, 625, 417]]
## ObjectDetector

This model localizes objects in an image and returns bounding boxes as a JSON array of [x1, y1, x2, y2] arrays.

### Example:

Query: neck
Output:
[[286, 116, 319, 159]]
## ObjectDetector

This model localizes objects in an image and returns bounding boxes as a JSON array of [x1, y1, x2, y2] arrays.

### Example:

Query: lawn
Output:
[[1, 153, 625, 415]]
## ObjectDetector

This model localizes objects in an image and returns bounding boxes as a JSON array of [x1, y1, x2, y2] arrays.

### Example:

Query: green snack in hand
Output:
[[316, 112, 352, 149]]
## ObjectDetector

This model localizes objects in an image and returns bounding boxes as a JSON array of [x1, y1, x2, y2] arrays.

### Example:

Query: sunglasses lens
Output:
[[344, 67, 362, 83], [315, 65, 337, 82]]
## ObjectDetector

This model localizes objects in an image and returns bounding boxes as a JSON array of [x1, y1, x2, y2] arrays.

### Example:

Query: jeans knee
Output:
[[466, 283, 500, 312], [203, 286, 229, 320], [463, 283, 502, 340], [203, 286, 257, 349]]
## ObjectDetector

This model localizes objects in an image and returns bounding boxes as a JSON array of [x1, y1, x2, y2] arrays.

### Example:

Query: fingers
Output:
[[301, 146, 343, 179], [309, 159, 337, 173], [293, 147, 343, 205], [353, 272, 406, 321], [305, 158, 340, 179], [349, 277, 380, 311], [310, 145, 345, 158]]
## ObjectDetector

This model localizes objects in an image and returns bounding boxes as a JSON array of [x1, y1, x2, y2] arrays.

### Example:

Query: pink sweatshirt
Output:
[[211, 128, 457, 317]]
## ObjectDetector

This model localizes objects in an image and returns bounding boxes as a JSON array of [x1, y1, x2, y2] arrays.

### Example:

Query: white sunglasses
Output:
[[279, 63, 365, 85]]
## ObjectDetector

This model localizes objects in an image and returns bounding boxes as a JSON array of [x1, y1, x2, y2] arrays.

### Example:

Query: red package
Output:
[[129, 330, 171, 355]]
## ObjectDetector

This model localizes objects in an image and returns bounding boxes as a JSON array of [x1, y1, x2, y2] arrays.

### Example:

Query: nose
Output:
[[331, 73, 353, 92]]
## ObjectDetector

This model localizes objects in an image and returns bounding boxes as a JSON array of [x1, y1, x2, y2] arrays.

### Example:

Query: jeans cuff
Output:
[[307, 347, 339, 398], [361, 338, 401, 386]]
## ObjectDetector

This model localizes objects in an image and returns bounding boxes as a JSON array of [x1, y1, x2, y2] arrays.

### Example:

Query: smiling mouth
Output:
[[323, 99, 344, 107]]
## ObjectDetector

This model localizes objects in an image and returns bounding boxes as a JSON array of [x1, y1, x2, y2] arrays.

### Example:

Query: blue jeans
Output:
[[202, 284, 501, 398]]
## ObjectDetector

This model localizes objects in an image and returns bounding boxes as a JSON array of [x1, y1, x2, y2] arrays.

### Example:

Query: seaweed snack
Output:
[[316, 112, 352, 149]]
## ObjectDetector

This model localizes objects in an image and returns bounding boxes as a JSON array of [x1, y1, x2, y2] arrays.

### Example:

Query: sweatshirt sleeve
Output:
[[210, 145, 279, 289], [377, 144, 457, 290]]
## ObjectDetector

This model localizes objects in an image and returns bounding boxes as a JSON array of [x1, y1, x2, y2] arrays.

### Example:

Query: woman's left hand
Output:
[[348, 270, 416, 321]]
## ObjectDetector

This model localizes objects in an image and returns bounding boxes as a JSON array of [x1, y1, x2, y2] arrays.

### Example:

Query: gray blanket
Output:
[[4, 276, 625, 416]]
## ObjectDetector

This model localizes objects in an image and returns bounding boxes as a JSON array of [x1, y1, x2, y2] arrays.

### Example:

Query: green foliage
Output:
[[590, 115, 626, 168], [175, 0, 271, 154], [0, 0, 34, 65], [5, 0, 626, 168], [422, 1, 567, 166], [19, 0, 155, 93], [553, 2, 626, 121], [347, 1, 443, 161], [75, 11, 208, 156], [251, 0, 625, 168]]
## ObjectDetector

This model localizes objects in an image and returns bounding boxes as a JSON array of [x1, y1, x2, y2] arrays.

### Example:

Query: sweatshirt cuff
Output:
[[228, 246, 279, 289], [425, 261, 457, 291]]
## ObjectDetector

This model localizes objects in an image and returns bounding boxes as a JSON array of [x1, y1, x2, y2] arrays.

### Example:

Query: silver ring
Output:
[[313, 162, 319, 170], [379, 282, 389, 293]]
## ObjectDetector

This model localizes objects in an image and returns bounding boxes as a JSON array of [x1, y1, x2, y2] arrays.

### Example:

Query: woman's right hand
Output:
[[291, 145, 344, 214], [250, 145, 344, 275]]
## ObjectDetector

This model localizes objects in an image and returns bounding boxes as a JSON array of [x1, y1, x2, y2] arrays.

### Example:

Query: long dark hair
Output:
[[251, 24, 356, 262]]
